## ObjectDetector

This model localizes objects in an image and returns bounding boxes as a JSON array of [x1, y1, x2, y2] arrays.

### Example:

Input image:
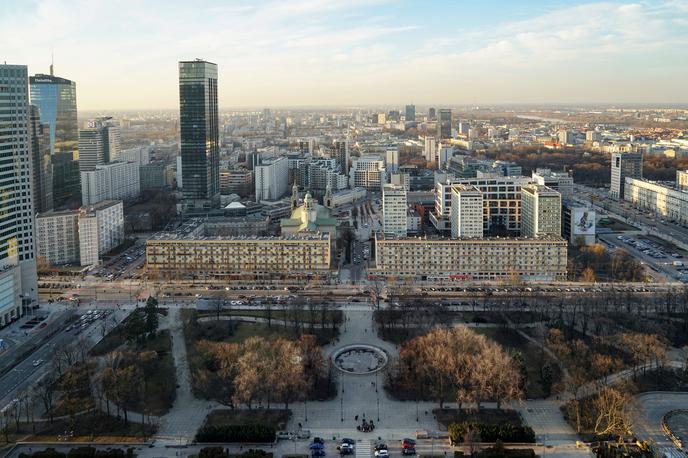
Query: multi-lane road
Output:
[[0, 307, 126, 410]]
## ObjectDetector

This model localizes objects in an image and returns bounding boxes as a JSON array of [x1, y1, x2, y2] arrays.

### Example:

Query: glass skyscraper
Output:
[[438, 108, 452, 140], [29, 72, 80, 208], [29, 105, 54, 213], [179, 59, 220, 209], [0, 64, 38, 325]]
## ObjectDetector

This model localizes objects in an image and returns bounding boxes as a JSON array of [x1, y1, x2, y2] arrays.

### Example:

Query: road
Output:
[[576, 184, 688, 251], [0, 307, 126, 410]]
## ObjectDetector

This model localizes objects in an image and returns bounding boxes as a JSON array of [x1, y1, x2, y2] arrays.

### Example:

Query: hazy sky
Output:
[[2, 0, 688, 110]]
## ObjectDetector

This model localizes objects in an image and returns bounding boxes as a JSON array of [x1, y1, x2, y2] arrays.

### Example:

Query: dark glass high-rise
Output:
[[179, 59, 220, 209], [29, 72, 80, 208]]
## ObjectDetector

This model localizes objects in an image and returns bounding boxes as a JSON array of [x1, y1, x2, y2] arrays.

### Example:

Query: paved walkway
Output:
[[154, 308, 221, 444]]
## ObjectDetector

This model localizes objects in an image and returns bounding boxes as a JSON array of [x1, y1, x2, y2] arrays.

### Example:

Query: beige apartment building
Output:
[[624, 177, 688, 225], [146, 233, 331, 278], [372, 235, 567, 281]]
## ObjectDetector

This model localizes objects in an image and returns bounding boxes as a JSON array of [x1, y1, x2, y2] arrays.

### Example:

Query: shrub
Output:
[[199, 448, 228, 458], [479, 448, 536, 458], [448, 422, 536, 445], [195, 424, 276, 443]]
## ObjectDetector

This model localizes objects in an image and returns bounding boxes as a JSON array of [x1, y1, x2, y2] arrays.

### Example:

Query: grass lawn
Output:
[[434, 408, 524, 428], [203, 409, 290, 430], [198, 308, 342, 325], [183, 309, 337, 403], [124, 329, 176, 415], [23, 412, 156, 443]]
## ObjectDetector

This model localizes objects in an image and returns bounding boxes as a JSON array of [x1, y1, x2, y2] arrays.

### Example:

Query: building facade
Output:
[[610, 152, 642, 199], [78, 200, 124, 266], [677, 170, 688, 192], [78, 117, 120, 171], [450, 184, 483, 238], [382, 184, 408, 237], [373, 235, 567, 281], [29, 72, 79, 209], [35, 211, 80, 265], [81, 161, 140, 205], [254, 156, 289, 201], [520, 184, 562, 237], [29, 105, 53, 213], [0, 64, 39, 326], [438, 108, 452, 139], [146, 233, 331, 278], [179, 59, 220, 209], [349, 156, 387, 191], [431, 176, 532, 234], [624, 178, 688, 225], [532, 168, 573, 199]]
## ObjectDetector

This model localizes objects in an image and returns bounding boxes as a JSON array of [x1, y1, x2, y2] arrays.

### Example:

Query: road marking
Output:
[[357, 440, 372, 458]]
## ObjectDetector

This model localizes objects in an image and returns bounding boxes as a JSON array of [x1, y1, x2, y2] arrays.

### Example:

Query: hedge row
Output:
[[195, 424, 276, 443], [198, 447, 272, 458], [448, 422, 536, 444], [455, 448, 536, 458], [20, 448, 133, 458]]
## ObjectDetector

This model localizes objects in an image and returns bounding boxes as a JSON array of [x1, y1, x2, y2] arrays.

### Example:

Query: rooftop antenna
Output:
[[49, 49, 54, 76]]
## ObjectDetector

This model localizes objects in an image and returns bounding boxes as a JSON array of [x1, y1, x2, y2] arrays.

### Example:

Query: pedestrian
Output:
[[355, 415, 358, 421]]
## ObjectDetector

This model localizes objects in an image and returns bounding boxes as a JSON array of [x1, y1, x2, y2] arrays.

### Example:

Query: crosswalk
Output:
[[356, 440, 372, 458]]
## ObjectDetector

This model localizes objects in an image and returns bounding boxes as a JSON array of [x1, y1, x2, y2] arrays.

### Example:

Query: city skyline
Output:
[[2, 0, 688, 110]]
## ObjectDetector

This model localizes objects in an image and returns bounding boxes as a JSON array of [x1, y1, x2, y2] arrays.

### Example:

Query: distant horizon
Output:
[[4, 0, 688, 110], [75, 102, 688, 113]]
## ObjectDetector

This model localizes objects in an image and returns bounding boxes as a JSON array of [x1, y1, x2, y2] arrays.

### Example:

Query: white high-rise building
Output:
[[78, 117, 121, 171], [532, 168, 574, 199], [35, 210, 80, 265], [0, 64, 38, 325], [254, 156, 289, 201], [349, 156, 387, 191], [610, 152, 642, 199], [521, 184, 562, 238], [382, 184, 407, 237], [81, 161, 140, 205], [424, 136, 436, 163], [450, 184, 483, 238], [385, 148, 399, 173], [78, 200, 124, 266], [120, 146, 151, 166]]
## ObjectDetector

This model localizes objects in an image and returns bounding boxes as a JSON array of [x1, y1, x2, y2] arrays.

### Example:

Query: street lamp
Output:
[[340, 381, 344, 422]]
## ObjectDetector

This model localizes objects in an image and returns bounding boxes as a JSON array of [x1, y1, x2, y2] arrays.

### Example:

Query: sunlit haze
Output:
[[3, 0, 688, 110]]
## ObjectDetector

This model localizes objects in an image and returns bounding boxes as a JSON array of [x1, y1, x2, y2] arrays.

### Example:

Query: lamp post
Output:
[[340, 381, 344, 422]]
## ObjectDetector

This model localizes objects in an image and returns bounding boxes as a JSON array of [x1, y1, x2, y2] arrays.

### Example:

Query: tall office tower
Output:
[[610, 152, 643, 199], [29, 71, 79, 208], [450, 184, 483, 239], [382, 184, 407, 237], [385, 148, 399, 173], [78, 117, 121, 171], [179, 59, 220, 209], [333, 139, 349, 176], [677, 170, 688, 192], [458, 121, 470, 136], [438, 108, 452, 139], [29, 106, 54, 213], [424, 136, 437, 163], [520, 184, 562, 238], [0, 65, 39, 325], [405, 104, 415, 122], [428, 107, 436, 121]]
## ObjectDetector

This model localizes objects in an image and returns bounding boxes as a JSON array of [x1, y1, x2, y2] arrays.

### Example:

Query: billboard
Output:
[[572, 208, 595, 236]]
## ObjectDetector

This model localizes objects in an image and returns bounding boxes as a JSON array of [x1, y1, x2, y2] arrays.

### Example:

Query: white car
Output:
[[375, 450, 388, 457]]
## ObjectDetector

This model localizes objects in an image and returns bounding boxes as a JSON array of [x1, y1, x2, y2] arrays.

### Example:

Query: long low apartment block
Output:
[[372, 234, 567, 281]]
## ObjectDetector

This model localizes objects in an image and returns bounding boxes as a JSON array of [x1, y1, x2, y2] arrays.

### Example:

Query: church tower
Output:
[[291, 183, 299, 211]]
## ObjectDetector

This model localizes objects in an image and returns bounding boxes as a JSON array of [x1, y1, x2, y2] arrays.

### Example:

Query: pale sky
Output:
[[2, 0, 688, 110]]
